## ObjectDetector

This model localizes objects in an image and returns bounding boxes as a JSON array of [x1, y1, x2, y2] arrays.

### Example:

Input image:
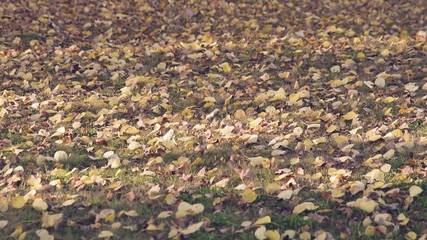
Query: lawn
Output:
[[0, 0, 426, 239]]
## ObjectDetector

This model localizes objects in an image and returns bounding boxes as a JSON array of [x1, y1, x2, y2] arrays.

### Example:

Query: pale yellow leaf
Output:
[[128, 141, 142, 150], [36, 229, 54, 240], [53, 151, 68, 162], [289, 93, 300, 103], [98, 230, 114, 238], [365, 169, 384, 182], [41, 213, 63, 228], [342, 111, 358, 121], [158, 211, 172, 219], [253, 216, 271, 225], [61, 199, 75, 207], [254, 226, 266, 240], [293, 202, 318, 214], [180, 221, 204, 235], [265, 230, 280, 240], [213, 178, 229, 188], [409, 185, 423, 197], [12, 196, 26, 209], [32, 198, 48, 212], [355, 197, 378, 213], [277, 190, 293, 200], [241, 189, 257, 203], [0, 220, 8, 229]]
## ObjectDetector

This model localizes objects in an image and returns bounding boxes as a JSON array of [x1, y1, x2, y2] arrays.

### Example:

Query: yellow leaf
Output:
[[248, 157, 267, 166], [12, 196, 26, 209], [290, 157, 300, 165], [332, 135, 348, 145], [0, 196, 9, 212], [392, 129, 403, 137], [382, 97, 397, 103], [365, 225, 376, 236], [299, 231, 311, 240], [409, 185, 423, 197], [289, 93, 300, 103], [128, 141, 142, 150], [176, 202, 204, 217], [265, 230, 281, 240], [355, 197, 378, 213], [342, 111, 358, 120], [10, 225, 23, 238], [241, 189, 257, 203], [254, 226, 266, 240], [365, 169, 384, 182], [220, 62, 231, 73], [98, 230, 114, 238], [180, 221, 204, 235], [349, 181, 365, 195], [277, 190, 293, 200], [326, 125, 337, 133], [368, 135, 382, 141], [32, 198, 48, 212], [293, 202, 318, 214], [36, 229, 54, 240], [158, 211, 172, 219], [109, 158, 121, 169], [0, 220, 8, 229], [406, 231, 417, 240], [53, 151, 68, 162], [234, 109, 246, 120], [41, 213, 63, 228], [270, 88, 286, 102], [253, 216, 271, 225], [146, 224, 159, 231], [213, 178, 229, 188], [61, 199, 75, 207]]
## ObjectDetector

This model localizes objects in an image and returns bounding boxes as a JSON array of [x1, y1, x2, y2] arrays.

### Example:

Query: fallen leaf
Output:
[[293, 202, 319, 214], [180, 221, 204, 235]]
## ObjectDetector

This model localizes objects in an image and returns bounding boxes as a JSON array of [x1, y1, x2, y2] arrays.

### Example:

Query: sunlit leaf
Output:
[[293, 202, 318, 214], [241, 189, 257, 203]]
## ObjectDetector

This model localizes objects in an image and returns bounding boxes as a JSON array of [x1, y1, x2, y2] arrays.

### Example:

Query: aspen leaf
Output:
[[127, 141, 141, 150], [254, 226, 266, 240], [289, 93, 300, 103], [354, 197, 377, 213], [53, 151, 68, 162], [180, 221, 204, 235], [213, 178, 229, 188], [342, 111, 358, 120], [293, 202, 318, 214], [12, 196, 26, 209], [365, 169, 384, 182], [61, 199, 75, 207], [41, 213, 63, 228], [270, 88, 286, 101], [409, 185, 423, 197], [241, 189, 257, 203], [265, 230, 280, 240], [98, 230, 114, 238], [277, 190, 293, 200], [253, 216, 271, 225], [176, 202, 204, 217], [32, 198, 48, 212], [375, 77, 386, 88], [406, 231, 417, 240], [36, 229, 54, 240], [349, 181, 365, 195], [0, 220, 8, 229]]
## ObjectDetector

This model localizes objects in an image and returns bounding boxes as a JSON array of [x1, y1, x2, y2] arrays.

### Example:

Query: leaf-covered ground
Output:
[[1, 0, 427, 239]]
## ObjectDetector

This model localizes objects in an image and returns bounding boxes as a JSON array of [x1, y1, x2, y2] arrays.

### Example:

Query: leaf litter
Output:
[[0, 0, 426, 239]]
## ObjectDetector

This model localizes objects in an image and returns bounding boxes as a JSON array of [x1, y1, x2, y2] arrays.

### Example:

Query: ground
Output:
[[0, 0, 426, 239]]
